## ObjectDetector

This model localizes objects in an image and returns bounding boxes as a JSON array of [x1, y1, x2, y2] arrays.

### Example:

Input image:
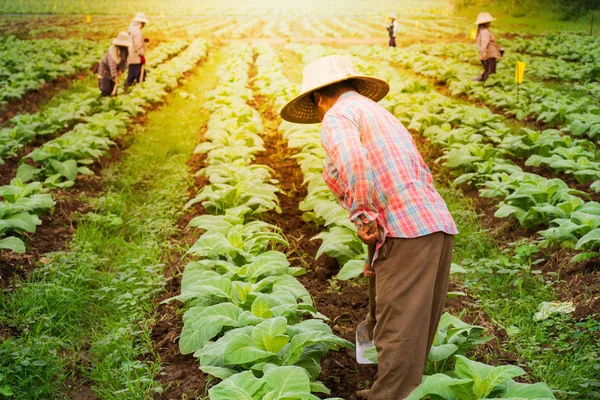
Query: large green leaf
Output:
[[262, 365, 315, 397], [179, 303, 244, 354], [209, 371, 266, 400], [405, 373, 468, 400], [16, 163, 41, 182], [0, 212, 40, 234], [0, 236, 26, 253], [454, 355, 526, 398], [497, 379, 556, 399], [49, 159, 78, 181], [336, 259, 364, 281], [176, 276, 235, 304], [224, 332, 275, 365], [429, 343, 459, 362], [251, 317, 290, 354], [575, 228, 600, 250]]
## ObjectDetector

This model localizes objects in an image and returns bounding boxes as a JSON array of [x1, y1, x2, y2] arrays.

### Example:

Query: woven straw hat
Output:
[[113, 31, 132, 47], [474, 12, 495, 25], [133, 12, 149, 23], [280, 55, 390, 124]]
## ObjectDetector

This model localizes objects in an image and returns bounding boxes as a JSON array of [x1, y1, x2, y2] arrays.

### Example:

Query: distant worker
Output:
[[98, 32, 131, 97], [280, 55, 457, 400], [473, 12, 502, 82], [125, 12, 149, 89], [387, 13, 398, 47]]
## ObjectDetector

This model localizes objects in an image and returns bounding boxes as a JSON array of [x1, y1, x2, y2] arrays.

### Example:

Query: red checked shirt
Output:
[[321, 91, 458, 244]]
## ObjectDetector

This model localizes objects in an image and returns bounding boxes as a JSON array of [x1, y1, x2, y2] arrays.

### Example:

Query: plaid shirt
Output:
[[321, 91, 458, 243], [98, 50, 127, 80]]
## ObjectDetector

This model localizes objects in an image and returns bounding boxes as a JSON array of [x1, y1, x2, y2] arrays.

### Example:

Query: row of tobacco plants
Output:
[[0, 39, 212, 398], [0, 36, 106, 104], [171, 43, 354, 399], [346, 43, 600, 265], [0, 39, 197, 254]]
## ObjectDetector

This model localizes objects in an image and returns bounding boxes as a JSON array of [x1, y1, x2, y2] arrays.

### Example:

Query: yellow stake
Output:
[[515, 61, 526, 84], [515, 61, 526, 103]]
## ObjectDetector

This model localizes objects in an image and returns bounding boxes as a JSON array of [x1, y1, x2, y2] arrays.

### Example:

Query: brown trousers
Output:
[[480, 57, 497, 82], [368, 232, 454, 400]]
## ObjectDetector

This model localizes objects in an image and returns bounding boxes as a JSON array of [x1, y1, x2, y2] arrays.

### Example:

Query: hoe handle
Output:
[[367, 244, 377, 325]]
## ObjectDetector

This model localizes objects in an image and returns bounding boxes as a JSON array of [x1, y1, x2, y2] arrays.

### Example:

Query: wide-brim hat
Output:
[[390, 13, 397, 19], [474, 12, 495, 25], [280, 55, 390, 124], [133, 12, 149, 23], [113, 31, 132, 47]]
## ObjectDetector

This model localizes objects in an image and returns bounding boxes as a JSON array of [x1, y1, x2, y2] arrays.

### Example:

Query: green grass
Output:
[[437, 185, 600, 399], [455, 1, 598, 35], [0, 48, 222, 398]]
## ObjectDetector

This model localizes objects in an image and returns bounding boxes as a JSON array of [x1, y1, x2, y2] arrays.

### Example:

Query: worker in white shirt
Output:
[[387, 13, 398, 47]]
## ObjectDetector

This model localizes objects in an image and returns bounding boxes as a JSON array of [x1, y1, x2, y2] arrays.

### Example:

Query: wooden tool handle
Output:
[[367, 243, 376, 325]]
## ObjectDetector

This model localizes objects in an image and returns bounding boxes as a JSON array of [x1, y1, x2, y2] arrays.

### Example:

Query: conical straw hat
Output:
[[113, 31, 132, 47], [474, 12, 495, 25], [133, 12, 149, 23], [280, 55, 390, 124]]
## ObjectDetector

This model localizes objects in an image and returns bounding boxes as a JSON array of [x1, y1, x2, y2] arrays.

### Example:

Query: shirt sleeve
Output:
[[108, 56, 118, 79], [478, 29, 490, 59], [132, 31, 145, 56], [393, 21, 399, 37], [321, 111, 378, 225], [322, 153, 345, 200]]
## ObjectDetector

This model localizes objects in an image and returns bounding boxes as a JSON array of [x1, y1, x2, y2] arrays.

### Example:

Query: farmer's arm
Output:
[[108, 57, 118, 80], [478, 29, 490, 60], [392, 20, 399, 38], [322, 112, 378, 225], [132, 31, 145, 56]]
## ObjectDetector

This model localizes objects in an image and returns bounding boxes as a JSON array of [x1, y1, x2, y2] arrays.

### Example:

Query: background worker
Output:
[[97, 32, 130, 97], [125, 12, 149, 89], [280, 55, 458, 400], [473, 12, 502, 82], [387, 13, 399, 47]]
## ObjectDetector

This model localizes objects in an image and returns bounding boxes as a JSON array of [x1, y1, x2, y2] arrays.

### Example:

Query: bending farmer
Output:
[[125, 12, 149, 89], [98, 32, 130, 97], [280, 55, 458, 400], [473, 12, 502, 82]]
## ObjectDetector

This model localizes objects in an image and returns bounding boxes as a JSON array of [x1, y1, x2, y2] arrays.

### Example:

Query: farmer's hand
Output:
[[140, 55, 146, 64], [357, 220, 379, 245], [363, 260, 375, 278]]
